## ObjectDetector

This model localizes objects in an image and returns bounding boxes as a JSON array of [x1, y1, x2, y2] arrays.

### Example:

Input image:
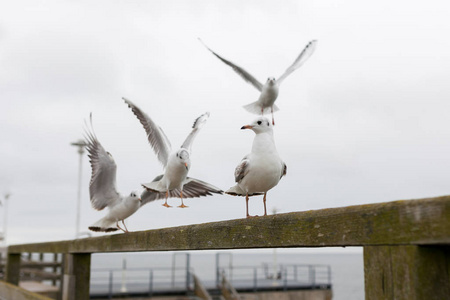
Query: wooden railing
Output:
[[3, 195, 450, 299]]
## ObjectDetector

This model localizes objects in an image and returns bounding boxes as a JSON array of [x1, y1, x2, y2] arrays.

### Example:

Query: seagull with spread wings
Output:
[[200, 39, 317, 125], [123, 97, 223, 208], [84, 115, 141, 233], [226, 117, 287, 218]]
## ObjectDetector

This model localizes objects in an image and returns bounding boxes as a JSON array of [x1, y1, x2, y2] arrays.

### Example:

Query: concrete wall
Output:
[[240, 289, 332, 300]]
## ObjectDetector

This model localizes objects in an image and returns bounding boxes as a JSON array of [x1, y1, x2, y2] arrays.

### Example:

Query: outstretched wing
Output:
[[181, 112, 210, 151], [277, 40, 317, 84], [84, 114, 120, 211], [199, 38, 263, 92], [181, 177, 224, 198], [123, 97, 172, 167], [140, 176, 223, 207]]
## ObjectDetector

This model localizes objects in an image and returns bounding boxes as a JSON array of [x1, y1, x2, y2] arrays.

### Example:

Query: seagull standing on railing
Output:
[[84, 114, 141, 233], [199, 39, 317, 125], [226, 117, 286, 218], [123, 98, 223, 208]]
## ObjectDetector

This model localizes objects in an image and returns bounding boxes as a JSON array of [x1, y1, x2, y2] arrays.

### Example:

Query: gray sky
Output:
[[1, 0, 450, 245]]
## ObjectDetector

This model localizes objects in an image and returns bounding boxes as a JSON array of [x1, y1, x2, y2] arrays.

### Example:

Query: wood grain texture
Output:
[[364, 245, 450, 300], [7, 195, 450, 254]]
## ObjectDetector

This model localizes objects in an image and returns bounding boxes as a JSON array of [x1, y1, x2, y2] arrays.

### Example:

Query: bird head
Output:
[[266, 77, 276, 85], [128, 191, 141, 203], [176, 149, 190, 170], [241, 117, 272, 134]]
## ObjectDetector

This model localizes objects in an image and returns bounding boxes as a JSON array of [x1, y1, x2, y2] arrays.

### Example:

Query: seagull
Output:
[[84, 114, 142, 233], [200, 39, 317, 125], [225, 117, 287, 218], [123, 97, 223, 207]]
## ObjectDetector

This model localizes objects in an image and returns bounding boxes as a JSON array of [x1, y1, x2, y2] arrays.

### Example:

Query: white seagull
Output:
[[123, 97, 223, 207], [200, 39, 317, 125], [84, 115, 141, 233], [226, 117, 287, 218]]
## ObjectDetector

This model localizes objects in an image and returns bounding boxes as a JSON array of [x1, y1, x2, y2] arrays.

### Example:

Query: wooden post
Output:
[[364, 245, 450, 300], [52, 253, 58, 286], [62, 253, 91, 300], [5, 252, 21, 285]]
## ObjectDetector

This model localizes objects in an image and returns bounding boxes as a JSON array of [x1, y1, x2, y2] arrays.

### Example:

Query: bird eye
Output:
[[257, 121, 262, 125]]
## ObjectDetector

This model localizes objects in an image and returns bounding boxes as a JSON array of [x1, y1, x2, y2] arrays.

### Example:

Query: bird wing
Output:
[[181, 112, 210, 151], [277, 40, 317, 84], [199, 38, 263, 92], [180, 177, 224, 198], [234, 156, 250, 183], [84, 114, 120, 211], [139, 176, 223, 207], [123, 97, 172, 167]]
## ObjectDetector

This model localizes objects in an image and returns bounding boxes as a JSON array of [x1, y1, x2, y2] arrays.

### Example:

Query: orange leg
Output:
[[178, 190, 188, 208], [162, 190, 172, 208], [246, 194, 250, 218], [246, 194, 258, 218], [263, 192, 267, 216], [116, 221, 127, 233], [122, 220, 129, 232], [271, 107, 275, 126], [261, 107, 264, 115]]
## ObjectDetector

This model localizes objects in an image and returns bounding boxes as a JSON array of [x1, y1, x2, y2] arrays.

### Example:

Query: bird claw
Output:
[[246, 215, 259, 218], [162, 203, 172, 208], [178, 204, 189, 208]]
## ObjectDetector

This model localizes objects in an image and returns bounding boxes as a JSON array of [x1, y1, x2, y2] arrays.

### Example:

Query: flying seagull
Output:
[[84, 114, 141, 233], [200, 39, 317, 125], [123, 97, 223, 207], [226, 117, 287, 218]]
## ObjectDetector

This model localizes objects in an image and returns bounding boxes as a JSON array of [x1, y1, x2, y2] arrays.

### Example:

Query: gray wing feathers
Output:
[[277, 40, 317, 84], [123, 97, 172, 167], [140, 177, 223, 207], [234, 158, 250, 183], [182, 177, 224, 197], [199, 38, 263, 91], [181, 112, 210, 151], [84, 116, 120, 211]]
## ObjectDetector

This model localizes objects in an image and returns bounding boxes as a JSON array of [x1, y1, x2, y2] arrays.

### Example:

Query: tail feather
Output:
[[243, 102, 279, 115], [225, 185, 264, 197], [88, 217, 118, 232]]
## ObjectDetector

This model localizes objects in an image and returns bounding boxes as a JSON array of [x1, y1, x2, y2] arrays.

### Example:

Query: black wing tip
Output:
[[88, 226, 118, 233], [192, 112, 210, 129], [224, 191, 263, 197]]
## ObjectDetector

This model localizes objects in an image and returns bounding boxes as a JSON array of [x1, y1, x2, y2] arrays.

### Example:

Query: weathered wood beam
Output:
[[61, 253, 90, 300], [5, 253, 21, 285], [364, 245, 450, 300], [21, 268, 62, 281], [8, 195, 450, 254]]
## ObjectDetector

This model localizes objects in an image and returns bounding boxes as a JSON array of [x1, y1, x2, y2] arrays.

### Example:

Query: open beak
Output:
[[241, 125, 253, 130]]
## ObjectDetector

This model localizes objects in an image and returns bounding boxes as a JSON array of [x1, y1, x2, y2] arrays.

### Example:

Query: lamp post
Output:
[[1, 193, 11, 245], [71, 139, 88, 239]]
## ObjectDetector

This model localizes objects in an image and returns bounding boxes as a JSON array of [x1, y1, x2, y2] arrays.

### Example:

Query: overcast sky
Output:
[[1, 0, 450, 245]]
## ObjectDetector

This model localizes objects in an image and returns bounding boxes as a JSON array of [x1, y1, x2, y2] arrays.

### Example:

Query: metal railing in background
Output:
[[218, 263, 331, 293]]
